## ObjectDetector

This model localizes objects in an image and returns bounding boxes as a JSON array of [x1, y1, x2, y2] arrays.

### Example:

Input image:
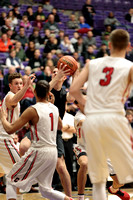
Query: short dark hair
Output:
[[35, 80, 50, 99], [109, 29, 129, 50], [8, 73, 22, 84]]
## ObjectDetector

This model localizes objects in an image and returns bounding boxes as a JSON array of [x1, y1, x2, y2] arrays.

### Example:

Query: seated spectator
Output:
[[6, 28, 16, 43], [43, 52, 54, 66], [96, 43, 110, 58], [51, 8, 61, 23], [15, 26, 28, 48], [104, 12, 120, 30], [5, 49, 24, 71], [3, 66, 16, 95], [59, 34, 75, 55], [102, 25, 112, 36], [82, 0, 96, 27], [0, 0, 12, 9], [28, 49, 44, 71], [84, 45, 96, 62], [78, 15, 91, 34], [73, 36, 86, 56], [29, 27, 44, 48], [7, 10, 18, 29], [44, 34, 58, 54], [70, 32, 79, 44], [12, 133, 20, 150], [43, 0, 54, 12], [13, 4, 22, 20], [15, 41, 27, 61], [24, 6, 35, 21], [83, 30, 96, 50], [0, 33, 13, 53], [43, 29, 51, 45], [0, 12, 7, 26], [126, 46, 133, 62], [24, 66, 32, 76], [20, 15, 32, 29], [43, 14, 59, 34], [25, 41, 36, 60], [34, 5, 45, 21], [125, 8, 133, 23], [73, 51, 84, 68], [20, 74, 36, 114], [33, 15, 43, 30], [67, 14, 79, 30], [57, 30, 65, 45], [1, 18, 14, 33], [45, 58, 55, 72], [101, 32, 110, 47], [52, 49, 64, 66]]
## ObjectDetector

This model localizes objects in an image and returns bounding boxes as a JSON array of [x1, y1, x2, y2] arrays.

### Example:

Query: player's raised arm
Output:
[[70, 63, 89, 106]]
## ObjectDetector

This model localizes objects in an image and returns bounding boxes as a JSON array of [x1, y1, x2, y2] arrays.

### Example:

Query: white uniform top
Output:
[[84, 56, 133, 115], [30, 102, 59, 148], [74, 110, 86, 146], [62, 112, 74, 140], [0, 91, 20, 137]]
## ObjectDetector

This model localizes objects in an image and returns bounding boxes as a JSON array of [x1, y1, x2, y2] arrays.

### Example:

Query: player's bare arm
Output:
[[128, 66, 133, 84], [6, 74, 36, 109], [0, 106, 38, 134], [70, 63, 89, 106]]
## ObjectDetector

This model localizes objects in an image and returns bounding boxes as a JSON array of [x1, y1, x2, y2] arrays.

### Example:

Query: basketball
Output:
[[57, 55, 78, 76]]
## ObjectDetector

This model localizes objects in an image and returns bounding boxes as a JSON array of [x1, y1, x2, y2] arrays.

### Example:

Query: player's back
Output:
[[30, 102, 59, 148], [85, 56, 133, 115]]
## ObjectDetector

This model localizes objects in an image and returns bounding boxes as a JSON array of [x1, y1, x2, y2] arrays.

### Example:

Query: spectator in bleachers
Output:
[[25, 41, 35, 60], [43, 14, 59, 34], [43, 28, 51, 45], [73, 36, 86, 57], [3, 66, 16, 95], [126, 46, 133, 62], [83, 30, 96, 50], [50, 8, 61, 23], [5, 49, 24, 71], [24, 6, 35, 22], [13, 4, 22, 20], [0, 12, 7, 26], [28, 49, 44, 71], [43, 52, 55, 66], [96, 43, 110, 58], [15, 26, 28, 49], [52, 49, 64, 66], [84, 45, 96, 63], [44, 33, 58, 54], [82, 0, 96, 27], [20, 15, 32, 29], [59, 34, 75, 55], [57, 30, 65, 45], [43, 0, 54, 12], [70, 32, 79, 44], [34, 5, 45, 21], [33, 15, 43, 30], [77, 15, 91, 34], [1, 18, 14, 33], [29, 27, 44, 48], [0, 33, 13, 53], [15, 41, 27, 61], [0, 0, 12, 9], [6, 28, 16, 44], [45, 58, 55, 72], [104, 12, 120, 30], [126, 110, 133, 128], [67, 14, 80, 30], [125, 8, 133, 23], [101, 32, 110, 47], [24, 66, 32, 76], [73, 52, 84, 68], [7, 10, 18, 29]]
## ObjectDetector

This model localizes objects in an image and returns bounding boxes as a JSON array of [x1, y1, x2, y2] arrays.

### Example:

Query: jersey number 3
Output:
[[99, 67, 114, 86]]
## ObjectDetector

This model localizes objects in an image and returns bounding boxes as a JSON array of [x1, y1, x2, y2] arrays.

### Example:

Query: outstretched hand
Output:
[[56, 63, 70, 79], [26, 74, 36, 87]]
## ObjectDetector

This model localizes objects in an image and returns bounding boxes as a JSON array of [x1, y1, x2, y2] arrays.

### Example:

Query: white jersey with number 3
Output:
[[84, 56, 133, 115]]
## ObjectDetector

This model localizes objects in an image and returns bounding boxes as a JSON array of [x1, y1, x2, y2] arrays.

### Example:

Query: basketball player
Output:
[[0, 80, 74, 200], [70, 29, 133, 200], [74, 100, 130, 200]]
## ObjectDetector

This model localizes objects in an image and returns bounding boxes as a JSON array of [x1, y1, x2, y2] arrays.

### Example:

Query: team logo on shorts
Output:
[[14, 177, 20, 182]]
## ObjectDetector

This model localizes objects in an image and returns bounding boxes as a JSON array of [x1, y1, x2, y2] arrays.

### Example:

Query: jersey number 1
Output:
[[49, 113, 54, 131], [99, 67, 114, 86]]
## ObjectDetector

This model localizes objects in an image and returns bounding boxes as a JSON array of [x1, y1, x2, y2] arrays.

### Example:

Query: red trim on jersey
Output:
[[78, 128, 81, 138], [11, 151, 33, 181], [9, 140, 20, 156], [10, 108, 14, 123], [121, 83, 130, 103], [4, 139, 16, 164], [21, 151, 38, 180], [130, 135, 133, 150], [35, 124, 39, 141], [29, 125, 34, 141]]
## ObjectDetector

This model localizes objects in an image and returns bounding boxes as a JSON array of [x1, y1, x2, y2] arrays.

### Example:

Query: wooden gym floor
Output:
[[0, 188, 133, 200]]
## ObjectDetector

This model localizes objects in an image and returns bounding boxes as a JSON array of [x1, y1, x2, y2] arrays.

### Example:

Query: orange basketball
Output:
[[57, 55, 78, 76]]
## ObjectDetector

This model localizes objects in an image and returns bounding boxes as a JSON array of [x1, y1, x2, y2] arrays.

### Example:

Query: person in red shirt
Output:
[[0, 33, 13, 52]]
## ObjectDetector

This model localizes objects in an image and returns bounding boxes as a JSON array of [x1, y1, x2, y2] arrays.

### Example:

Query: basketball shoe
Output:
[[108, 186, 130, 200]]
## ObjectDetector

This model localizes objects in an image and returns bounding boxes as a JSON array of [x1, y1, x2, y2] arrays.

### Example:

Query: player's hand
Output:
[[57, 63, 70, 79], [48, 92, 55, 104], [26, 74, 36, 87], [0, 107, 7, 120]]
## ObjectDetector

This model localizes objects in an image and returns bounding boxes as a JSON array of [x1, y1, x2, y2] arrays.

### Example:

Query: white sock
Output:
[[17, 194, 23, 200], [78, 194, 84, 200], [93, 182, 106, 200], [110, 186, 119, 193]]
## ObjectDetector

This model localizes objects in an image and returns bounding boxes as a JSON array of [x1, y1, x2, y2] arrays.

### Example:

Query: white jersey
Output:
[[30, 102, 59, 148], [84, 56, 133, 115], [0, 91, 20, 136]]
